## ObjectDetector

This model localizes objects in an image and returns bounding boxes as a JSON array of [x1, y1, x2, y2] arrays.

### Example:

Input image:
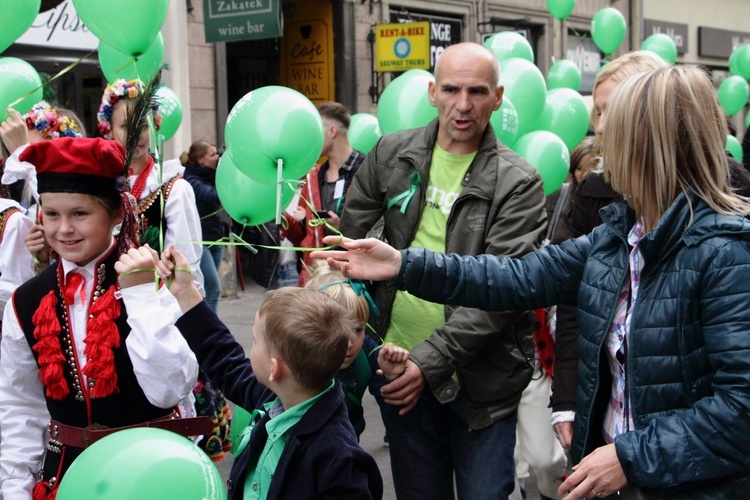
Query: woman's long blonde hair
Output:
[[602, 65, 750, 230]]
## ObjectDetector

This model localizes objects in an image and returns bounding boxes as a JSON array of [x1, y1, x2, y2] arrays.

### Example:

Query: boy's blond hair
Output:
[[305, 260, 369, 327], [258, 287, 356, 391]]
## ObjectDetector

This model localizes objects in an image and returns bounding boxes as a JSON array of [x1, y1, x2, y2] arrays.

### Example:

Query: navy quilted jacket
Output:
[[395, 192, 750, 497]]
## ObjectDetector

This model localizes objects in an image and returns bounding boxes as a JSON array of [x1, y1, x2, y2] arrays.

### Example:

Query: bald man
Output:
[[339, 42, 548, 499]]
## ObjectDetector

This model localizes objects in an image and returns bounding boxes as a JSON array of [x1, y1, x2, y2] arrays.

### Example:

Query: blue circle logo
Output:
[[394, 38, 411, 59]]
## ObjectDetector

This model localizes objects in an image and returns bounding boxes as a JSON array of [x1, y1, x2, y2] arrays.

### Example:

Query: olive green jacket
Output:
[[339, 118, 547, 429]]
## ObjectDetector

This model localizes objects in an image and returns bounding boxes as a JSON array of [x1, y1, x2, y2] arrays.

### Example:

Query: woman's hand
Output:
[[558, 444, 627, 499], [311, 236, 402, 281]]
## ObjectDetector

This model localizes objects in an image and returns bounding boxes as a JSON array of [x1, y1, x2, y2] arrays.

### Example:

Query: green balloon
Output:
[[547, 59, 582, 90], [216, 153, 296, 226], [546, 0, 576, 20], [55, 428, 225, 500], [512, 131, 570, 195], [534, 88, 589, 152], [0, 57, 43, 118], [729, 44, 750, 80], [73, 0, 168, 57], [591, 8, 627, 55], [377, 69, 438, 134], [490, 96, 520, 147], [499, 58, 547, 136], [225, 85, 323, 183], [727, 134, 743, 161], [484, 32, 535, 63], [99, 32, 164, 83], [641, 33, 677, 65], [718, 75, 750, 116], [155, 85, 183, 141], [349, 113, 381, 154], [0, 0, 41, 53]]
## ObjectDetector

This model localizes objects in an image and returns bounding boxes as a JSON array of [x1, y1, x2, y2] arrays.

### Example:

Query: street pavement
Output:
[[211, 283, 542, 499]]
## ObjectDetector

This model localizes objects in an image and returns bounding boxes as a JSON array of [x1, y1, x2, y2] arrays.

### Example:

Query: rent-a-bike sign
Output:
[[203, 0, 281, 43], [375, 22, 430, 72]]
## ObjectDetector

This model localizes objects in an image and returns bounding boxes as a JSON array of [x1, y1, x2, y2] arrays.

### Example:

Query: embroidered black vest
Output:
[[137, 176, 181, 253], [15, 247, 172, 428]]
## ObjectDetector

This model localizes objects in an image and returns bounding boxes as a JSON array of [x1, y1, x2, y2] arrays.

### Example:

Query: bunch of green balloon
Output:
[[225, 85, 323, 183], [377, 70, 438, 135], [729, 45, 750, 81], [490, 96, 520, 148], [546, 0, 576, 21], [718, 75, 750, 116], [0, 57, 43, 118], [216, 153, 296, 226], [73, 0, 168, 57], [55, 428, 225, 500], [0, 0, 40, 53], [99, 33, 164, 83], [591, 8, 627, 55], [534, 88, 589, 152], [349, 113, 382, 154], [726, 135, 743, 161], [499, 58, 547, 136], [641, 33, 677, 65], [547, 60, 581, 91], [483, 32, 535, 63], [155, 85, 183, 141], [512, 131, 570, 195]]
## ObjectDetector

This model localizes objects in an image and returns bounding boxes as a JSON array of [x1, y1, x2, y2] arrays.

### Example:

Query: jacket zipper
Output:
[[579, 237, 630, 459]]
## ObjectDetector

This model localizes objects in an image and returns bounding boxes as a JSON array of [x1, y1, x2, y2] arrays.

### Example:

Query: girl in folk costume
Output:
[[97, 79, 204, 289], [98, 79, 232, 460], [0, 138, 202, 500], [0, 192, 35, 328]]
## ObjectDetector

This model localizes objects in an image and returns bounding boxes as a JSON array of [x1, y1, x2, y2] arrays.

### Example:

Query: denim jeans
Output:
[[200, 245, 223, 311], [267, 263, 299, 290], [375, 389, 517, 499]]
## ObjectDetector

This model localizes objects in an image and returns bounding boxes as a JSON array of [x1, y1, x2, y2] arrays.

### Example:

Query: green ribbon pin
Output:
[[387, 171, 422, 214]]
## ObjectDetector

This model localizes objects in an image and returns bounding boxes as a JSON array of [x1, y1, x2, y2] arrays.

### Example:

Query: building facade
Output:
[[3, 0, 750, 159]]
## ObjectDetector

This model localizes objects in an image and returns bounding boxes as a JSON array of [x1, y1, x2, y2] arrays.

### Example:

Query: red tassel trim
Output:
[[32, 291, 69, 400], [32, 479, 57, 500], [83, 285, 121, 398]]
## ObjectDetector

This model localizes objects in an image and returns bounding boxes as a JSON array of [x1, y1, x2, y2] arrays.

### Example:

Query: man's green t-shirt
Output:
[[385, 144, 477, 351]]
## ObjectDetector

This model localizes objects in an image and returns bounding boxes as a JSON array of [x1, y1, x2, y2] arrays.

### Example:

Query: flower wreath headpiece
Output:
[[97, 79, 162, 139], [25, 101, 83, 140]]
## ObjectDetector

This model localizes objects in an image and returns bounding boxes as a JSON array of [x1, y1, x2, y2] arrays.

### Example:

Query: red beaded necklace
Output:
[[129, 156, 155, 200]]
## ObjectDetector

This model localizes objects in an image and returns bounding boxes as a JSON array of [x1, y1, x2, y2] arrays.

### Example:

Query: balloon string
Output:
[[5, 48, 97, 118]]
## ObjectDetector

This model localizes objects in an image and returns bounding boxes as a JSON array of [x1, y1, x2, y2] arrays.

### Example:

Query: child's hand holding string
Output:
[[115, 245, 159, 288], [156, 245, 202, 313], [25, 223, 50, 272], [377, 343, 410, 381]]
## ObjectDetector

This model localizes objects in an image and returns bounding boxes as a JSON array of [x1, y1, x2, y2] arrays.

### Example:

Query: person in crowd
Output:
[[0, 137, 201, 499], [551, 51, 750, 451], [338, 42, 547, 499], [315, 64, 750, 499], [156, 245, 384, 499], [0, 195, 34, 326], [305, 261, 409, 438], [182, 140, 223, 311], [283, 101, 365, 285], [1, 102, 85, 204], [97, 78, 204, 290], [99, 79, 234, 460]]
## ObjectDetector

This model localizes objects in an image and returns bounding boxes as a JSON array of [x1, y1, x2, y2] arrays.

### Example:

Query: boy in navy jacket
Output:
[[154, 245, 383, 500]]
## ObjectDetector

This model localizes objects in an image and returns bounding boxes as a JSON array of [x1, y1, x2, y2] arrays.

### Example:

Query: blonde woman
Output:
[[313, 65, 750, 498]]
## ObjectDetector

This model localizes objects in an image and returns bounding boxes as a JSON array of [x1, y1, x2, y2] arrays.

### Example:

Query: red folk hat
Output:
[[20, 137, 125, 201]]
